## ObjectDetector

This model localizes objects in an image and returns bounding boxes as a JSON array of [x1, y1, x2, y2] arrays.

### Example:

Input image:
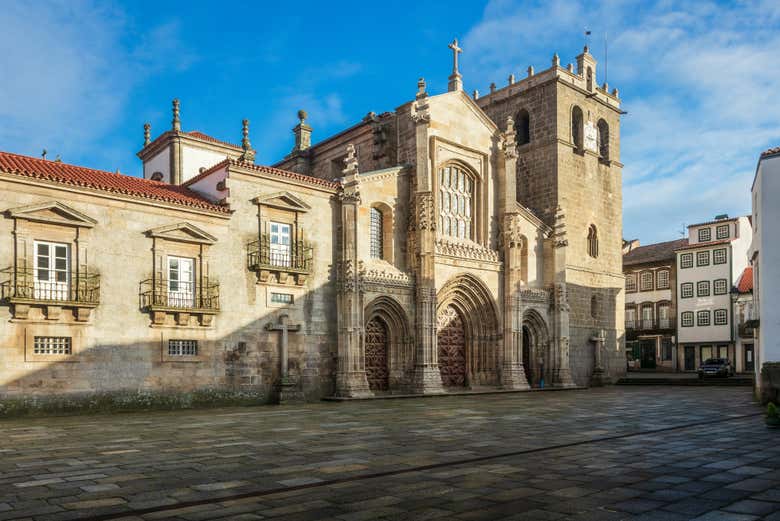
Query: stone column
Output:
[[335, 144, 372, 398], [552, 207, 577, 388], [499, 117, 529, 389], [590, 329, 606, 387], [410, 80, 444, 394]]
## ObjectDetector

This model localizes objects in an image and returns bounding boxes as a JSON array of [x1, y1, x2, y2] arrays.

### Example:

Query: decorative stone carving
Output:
[[337, 260, 362, 293], [435, 238, 500, 263], [553, 205, 568, 248], [411, 78, 431, 124], [500, 213, 524, 249], [339, 144, 361, 204], [503, 117, 518, 160], [519, 287, 550, 304], [554, 283, 571, 312], [360, 266, 414, 288], [416, 192, 436, 231]]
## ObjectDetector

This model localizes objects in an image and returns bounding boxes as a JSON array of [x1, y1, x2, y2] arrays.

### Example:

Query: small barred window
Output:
[[716, 224, 729, 239], [713, 248, 727, 265], [697, 281, 710, 297], [680, 253, 693, 268], [681, 311, 694, 327], [656, 270, 669, 289], [370, 207, 384, 259], [439, 165, 474, 240], [714, 309, 728, 325], [625, 274, 637, 292], [640, 271, 653, 291], [698, 228, 711, 242], [697, 251, 710, 266], [697, 310, 711, 326], [271, 292, 294, 304], [168, 339, 198, 356], [681, 283, 694, 298], [714, 279, 728, 295], [34, 336, 72, 355]]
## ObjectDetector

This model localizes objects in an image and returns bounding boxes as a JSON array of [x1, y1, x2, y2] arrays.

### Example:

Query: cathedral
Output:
[[0, 43, 625, 404]]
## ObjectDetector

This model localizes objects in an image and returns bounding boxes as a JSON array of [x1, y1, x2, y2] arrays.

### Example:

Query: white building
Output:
[[675, 215, 751, 372], [732, 267, 756, 374], [751, 147, 780, 402]]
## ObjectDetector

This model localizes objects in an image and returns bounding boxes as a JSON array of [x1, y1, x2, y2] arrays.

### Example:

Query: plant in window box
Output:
[[766, 402, 780, 428]]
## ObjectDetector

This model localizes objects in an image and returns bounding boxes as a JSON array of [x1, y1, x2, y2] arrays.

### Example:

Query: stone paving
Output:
[[0, 387, 777, 520]]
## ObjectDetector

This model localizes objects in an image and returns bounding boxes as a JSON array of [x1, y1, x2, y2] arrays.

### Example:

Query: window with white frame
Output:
[[34, 336, 72, 355], [681, 311, 694, 327], [696, 251, 710, 266], [658, 303, 671, 328], [713, 248, 727, 265], [640, 271, 653, 291], [439, 165, 474, 240], [270, 292, 293, 304], [625, 273, 637, 292], [714, 309, 728, 325], [701, 345, 713, 361], [717, 344, 728, 358], [657, 270, 669, 289], [697, 280, 710, 297], [698, 227, 711, 242], [625, 307, 636, 328], [681, 282, 694, 298], [641, 304, 654, 329], [680, 253, 693, 269], [714, 279, 728, 295], [716, 224, 729, 239], [697, 310, 711, 326], [370, 207, 383, 259], [168, 339, 198, 356], [34, 241, 70, 301], [167, 256, 194, 308], [269, 221, 292, 267]]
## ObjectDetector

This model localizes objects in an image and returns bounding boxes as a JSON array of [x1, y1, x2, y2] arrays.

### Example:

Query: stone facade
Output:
[[0, 44, 625, 404]]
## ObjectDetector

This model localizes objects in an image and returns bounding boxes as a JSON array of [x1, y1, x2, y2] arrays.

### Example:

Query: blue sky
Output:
[[1, 0, 778, 244]]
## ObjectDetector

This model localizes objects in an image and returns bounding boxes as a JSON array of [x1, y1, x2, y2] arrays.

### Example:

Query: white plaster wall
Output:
[[181, 145, 229, 183], [187, 166, 228, 202], [755, 155, 780, 367], [143, 148, 170, 182]]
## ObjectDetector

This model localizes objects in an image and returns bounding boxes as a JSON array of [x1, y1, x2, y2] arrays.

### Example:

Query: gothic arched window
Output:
[[439, 165, 474, 240], [516, 109, 530, 145], [572, 106, 584, 151], [597, 118, 609, 160], [370, 206, 383, 259], [587, 225, 599, 258]]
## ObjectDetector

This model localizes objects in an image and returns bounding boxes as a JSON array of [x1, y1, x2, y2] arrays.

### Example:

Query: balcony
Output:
[[626, 317, 676, 334], [139, 278, 219, 326], [0, 267, 100, 320], [247, 235, 312, 285]]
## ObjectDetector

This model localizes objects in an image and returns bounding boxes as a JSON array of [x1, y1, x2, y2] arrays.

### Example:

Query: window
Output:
[[167, 256, 194, 308], [697, 281, 710, 297], [656, 270, 669, 289], [587, 225, 598, 258], [370, 207, 384, 259], [640, 271, 653, 291], [516, 109, 530, 145], [34, 336, 72, 355], [625, 307, 636, 329], [597, 119, 609, 159], [34, 241, 70, 301], [717, 344, 728, 358], [680, 253, 693, 269], [696, 251, 710, 266], [168, 339, 198, 356], [571, 106, 584, 150], [716, 224, 729, 239], [658, 303, 671, 328], [713, 248, 727, 265], [625, 274, 637, 292], [641, 305, 654, 329], [662, 339, 673, 361], [714, 279, 728, 295], [587, 66, 593, 91], [697, 310, 711, 326], [269, 221, 292, 267], [151, 171, 164, 181], [271, 292, 293, 304], [681, 283, 694, 298], [681, 311, 694, 327], [698, 228, 711, 242], [714, 309, 728, 325], [701, 345, 713, 361], [438, 165, 473, 240]]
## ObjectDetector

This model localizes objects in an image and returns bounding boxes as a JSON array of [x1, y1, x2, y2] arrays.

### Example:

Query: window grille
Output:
[[698, 228, 711, 242], [640, 271, 653, 291], [33, 336, 72, 355], [438, 165, 473, 240], [716, 225, 729, 239], [681, 312, 694, 327], [714, 279, 728, 295], [696, 251, 710, 266], [168, 339, 198, 356], [657, 270, 669, 289], [680, 253, 693, 268], [714, 309, 728, 325], [271, 292, 293, 304], [625, 274, 637, 292], [681, 283, 694, 298], [697, 281, 710, 297], [370, 207, 383, 259], [713, 249, 727, 265], [697, 310, 711, 326]]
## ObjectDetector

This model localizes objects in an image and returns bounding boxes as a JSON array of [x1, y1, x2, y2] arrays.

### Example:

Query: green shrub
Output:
[[768, 402, 779, 419]]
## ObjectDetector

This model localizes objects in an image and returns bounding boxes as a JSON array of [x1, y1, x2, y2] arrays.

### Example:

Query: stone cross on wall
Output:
[[265, 314, 301, 379], [448, 38, 463, 92]]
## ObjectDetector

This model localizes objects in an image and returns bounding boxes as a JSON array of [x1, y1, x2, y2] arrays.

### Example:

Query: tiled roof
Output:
[[623, 238, 688, 266], [736, 266, 753, 293], [675, 238, 732, 251], [186, 131, 241, 150], [0, 151, 229, 213], [192, 158, 340, 190], [761, 146, 780, 159]]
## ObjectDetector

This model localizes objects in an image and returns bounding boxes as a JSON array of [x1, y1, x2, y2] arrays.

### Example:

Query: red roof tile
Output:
[[761, 146, 780, 159], [0, 151, 229, 213], [190, 158, 341, 190], [187, 131, 241, 150], [736, 266, 753, 293]]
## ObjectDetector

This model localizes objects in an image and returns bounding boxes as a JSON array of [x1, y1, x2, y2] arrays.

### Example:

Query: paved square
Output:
[[0, 387, 777, 520]]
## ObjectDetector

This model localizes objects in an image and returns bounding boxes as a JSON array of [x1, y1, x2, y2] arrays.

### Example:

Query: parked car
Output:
[[698, 358, 735, 378]]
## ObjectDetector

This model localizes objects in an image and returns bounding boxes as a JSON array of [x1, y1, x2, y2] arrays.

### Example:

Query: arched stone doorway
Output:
[[522, 325, 532, 386], [437, 274, 501, 388], [522, 309, 550, 388], [437, 305, 467, 387], [365, 317, 389, 391]]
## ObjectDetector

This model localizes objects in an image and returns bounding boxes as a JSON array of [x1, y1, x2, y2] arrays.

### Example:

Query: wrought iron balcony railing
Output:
[[0, 267, 100, 305], [626, 318, 675, 331], [626, 320, 636, 330], [139, 278, 220, 312], [247, 235, 312, 274]]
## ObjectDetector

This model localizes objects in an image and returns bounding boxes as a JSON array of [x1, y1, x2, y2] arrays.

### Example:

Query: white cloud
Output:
[[462, 0, 779, 243]]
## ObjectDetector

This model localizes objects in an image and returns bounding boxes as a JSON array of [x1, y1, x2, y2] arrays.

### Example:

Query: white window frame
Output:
[[269, 221, 292, 267], [33, 336, 72, 355], [681, 311, 694, 327], [168, 339, 198, 356], [713, 248, 727, 265], [640, 271, 654, 291], [625, 274, 637, 292], [698, 227, 711, 242], [34, 240, 70, 301], [438, 165, 474, 240], [167, 256, 194, 308], [714, 309, 728, 325], [680, 253, 693, 269], [716, 224, 729, 239], [697, 281, 710, 297], [656, 270, 669, 289], [681, 283, 694, 298], [696, 251, 710, 267], [697, 310, 711, 326], [714, 279, 728, 295]]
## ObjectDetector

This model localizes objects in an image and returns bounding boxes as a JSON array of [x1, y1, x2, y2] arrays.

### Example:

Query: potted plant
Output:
[[767, 402, 780, 428]]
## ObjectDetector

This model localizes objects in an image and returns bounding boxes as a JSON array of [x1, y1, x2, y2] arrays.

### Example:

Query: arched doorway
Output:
[[437, 305, 467, 387], [522, 325, 532, 386], [522, 309, 550, 388], [364, 317, 389, 391]]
